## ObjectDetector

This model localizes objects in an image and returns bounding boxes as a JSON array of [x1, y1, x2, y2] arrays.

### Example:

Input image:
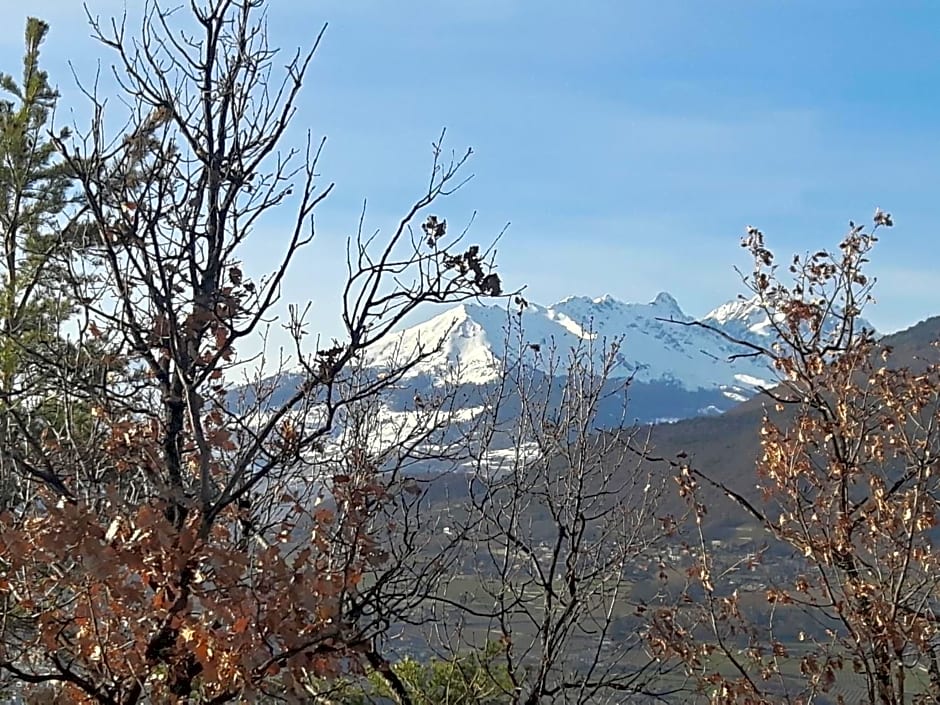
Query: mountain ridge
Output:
[[249, 293, 878, 430], [363, 292, 796, 399]]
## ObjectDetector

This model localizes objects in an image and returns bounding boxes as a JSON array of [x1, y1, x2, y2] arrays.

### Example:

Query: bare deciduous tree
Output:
[[0, 2, 506, 702], [427, 325, 682, 705]]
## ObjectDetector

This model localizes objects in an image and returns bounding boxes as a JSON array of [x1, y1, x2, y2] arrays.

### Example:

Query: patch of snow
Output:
[[733, 373, 774, 389], [467, 442, 542, 477], [546, 310, 596, 340]]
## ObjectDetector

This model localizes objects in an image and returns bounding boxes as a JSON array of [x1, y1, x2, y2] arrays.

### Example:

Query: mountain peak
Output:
[[704, 296, 761, 323], [704, 295, 876, 339], [651, 291, 680, 311]]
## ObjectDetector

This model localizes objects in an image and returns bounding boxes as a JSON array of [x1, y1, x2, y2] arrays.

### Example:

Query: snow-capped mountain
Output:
[[364, 292, 779, 399], [234, 293, 879, 485], [247, 292, 872, 433]]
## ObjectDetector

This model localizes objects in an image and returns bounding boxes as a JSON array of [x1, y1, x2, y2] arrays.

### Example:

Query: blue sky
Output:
[[2, 1, 939, 344]]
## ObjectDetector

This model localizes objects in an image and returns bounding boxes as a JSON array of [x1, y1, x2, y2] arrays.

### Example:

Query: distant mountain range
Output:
[[366, 292, 774, 391], [360, 291, 862, 423], [244, 292, 880, 460]]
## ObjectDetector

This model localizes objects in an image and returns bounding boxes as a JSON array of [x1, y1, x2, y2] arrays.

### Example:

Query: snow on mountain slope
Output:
[[362, 303, 505, 385], [703, 295, 876, 354], [364, 292, 779, 394], [250, 294, 880, 469], [703, 296, 791, 338]]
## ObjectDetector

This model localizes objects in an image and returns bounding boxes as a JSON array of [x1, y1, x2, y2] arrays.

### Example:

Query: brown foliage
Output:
[[0, 1, 507, 702], [647, 211, 940, 704]]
